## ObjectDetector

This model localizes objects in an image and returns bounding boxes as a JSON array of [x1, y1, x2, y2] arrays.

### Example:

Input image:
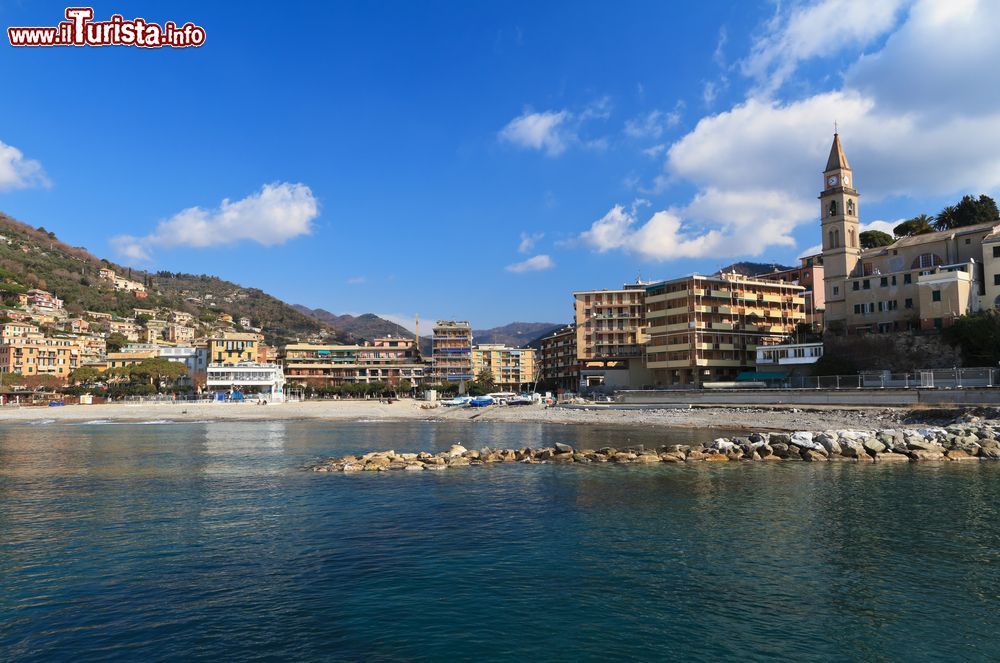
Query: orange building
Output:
[[0, 336, 81, 380]]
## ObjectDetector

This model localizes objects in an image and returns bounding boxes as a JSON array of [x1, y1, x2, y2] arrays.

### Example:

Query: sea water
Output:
[[2, 420, 999, 661]]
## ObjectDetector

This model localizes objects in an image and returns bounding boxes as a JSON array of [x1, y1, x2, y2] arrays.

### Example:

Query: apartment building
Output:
[[100, 318, 141, 342], [166, 324, 196, 344], [282, 337, 424, 388], [207, 332, 262, 364], [0, 322, 40, 340], [170, 311, 195, 325], [756, 254, 825, 331], [537, 324, 579, 392], [471, 344, 536, 391], [141, 319, 169, 344], [159, 346, 208, 386], [430, 320, 473, 383], [644, 273, 806, 386], [0, 336, 81, 379], [573, 282, 650, 388]]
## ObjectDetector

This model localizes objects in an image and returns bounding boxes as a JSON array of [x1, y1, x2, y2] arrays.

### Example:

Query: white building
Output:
[[206, 362, 285, 402], [159, 346, 208, 386], [755, 342, 824, 367]]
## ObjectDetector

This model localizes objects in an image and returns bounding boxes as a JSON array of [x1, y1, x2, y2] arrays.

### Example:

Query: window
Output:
[[853, 282, 860, 291], [994, 274, 1000, 286], [911, 253, 943, 269], [932, 290, 942, 302], [847, 199, 855, 216], [904, 273, 912, 285], [891, 275, 897, 286], [863, 279, 871, 290], [966, 238, 972, 244], [829, 200, 838, 216], [934, 318, 943, 330], [994, 246, 1000, 258], [833, 286, 839, 295], [880, 277, 888, 287], [854, 304, 862, 315]]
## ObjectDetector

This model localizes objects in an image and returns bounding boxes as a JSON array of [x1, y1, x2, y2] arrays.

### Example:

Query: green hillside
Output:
[[0, 213, 335, 346]]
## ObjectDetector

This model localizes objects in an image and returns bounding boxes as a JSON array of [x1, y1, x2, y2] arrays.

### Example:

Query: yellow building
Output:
[[0, 322, 41, 340], [106, 349, 158, 371], [0, 336, 81, 380], [820, 132, 1000, 333], [644, 273, 805, 386], [471, 344, 536, 391], [208, 332, 262, 364], [573, 282, 650, 388]]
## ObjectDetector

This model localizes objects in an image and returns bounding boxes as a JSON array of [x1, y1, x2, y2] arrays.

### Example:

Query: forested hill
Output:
[[0, 213, 333, 345]]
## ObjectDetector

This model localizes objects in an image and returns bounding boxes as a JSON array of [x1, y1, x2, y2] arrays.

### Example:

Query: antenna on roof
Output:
[[834, 120, 838, 134]]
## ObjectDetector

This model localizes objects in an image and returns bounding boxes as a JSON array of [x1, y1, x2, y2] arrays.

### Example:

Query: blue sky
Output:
[[1, 0, 999, 329]]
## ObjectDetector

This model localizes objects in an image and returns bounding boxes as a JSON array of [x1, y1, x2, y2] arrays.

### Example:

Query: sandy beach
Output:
[[0, 398, 921, 432]]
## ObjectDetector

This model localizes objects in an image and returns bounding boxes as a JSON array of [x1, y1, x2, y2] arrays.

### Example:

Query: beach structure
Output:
[[820, 133, 1000, 333], [643, 273, 806, 386], [206, 362, 285, 402], [430, 320, 473, 384], [471, 344, 536, 391], [573, 282, 651, 389], [537, 324, 579, 392]]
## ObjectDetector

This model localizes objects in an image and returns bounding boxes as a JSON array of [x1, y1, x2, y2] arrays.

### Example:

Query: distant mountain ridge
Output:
[[471, 322, 563, 348], [293, 306, 562, 351], [291, 307, 415, 342]]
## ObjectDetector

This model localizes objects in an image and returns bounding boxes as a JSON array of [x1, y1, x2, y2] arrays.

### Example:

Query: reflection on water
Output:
[[2, 421, 1000, 662]]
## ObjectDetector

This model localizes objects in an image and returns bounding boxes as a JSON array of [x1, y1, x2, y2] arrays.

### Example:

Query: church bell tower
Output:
[[820, 132, 860, 327]]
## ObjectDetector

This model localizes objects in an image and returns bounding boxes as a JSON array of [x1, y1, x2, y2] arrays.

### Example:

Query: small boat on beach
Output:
[[469, 396, 495, 407], [442, 396, 473, 407]]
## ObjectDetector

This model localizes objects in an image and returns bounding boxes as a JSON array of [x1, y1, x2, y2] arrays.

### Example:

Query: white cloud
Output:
[[113, 182, 318, 263], [713, 26, 728, 67], [860, 219, 901, 235], [741, 0, 910, 95], [0, 140, 49, 191], [580, 189, 812, 261], [642, 144, 666, 158], [347, 276, 366, 285], [625, 111, 673, 140], [506, 254, 554, 273], [518, 231, 544, 254], [499, 99, 612, 157], [594, 0, 1000, 263], [499, 110, 571, 156]]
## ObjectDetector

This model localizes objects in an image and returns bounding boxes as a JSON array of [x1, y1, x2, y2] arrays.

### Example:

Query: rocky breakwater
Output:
[[309, 421, 1000, 472]]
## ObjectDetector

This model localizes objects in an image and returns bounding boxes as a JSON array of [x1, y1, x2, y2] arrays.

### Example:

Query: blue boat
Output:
[[469, 396, 495, 407]]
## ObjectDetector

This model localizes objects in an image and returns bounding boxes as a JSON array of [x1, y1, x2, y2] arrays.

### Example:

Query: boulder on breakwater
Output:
[[308, 419, 1000, 472]]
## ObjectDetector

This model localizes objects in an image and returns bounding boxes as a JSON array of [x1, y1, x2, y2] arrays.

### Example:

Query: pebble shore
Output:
[[309, 416, 1000, 471]]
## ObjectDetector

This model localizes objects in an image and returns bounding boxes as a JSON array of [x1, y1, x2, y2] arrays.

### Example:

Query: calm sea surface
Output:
[[2, 419, 1000, 662]]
